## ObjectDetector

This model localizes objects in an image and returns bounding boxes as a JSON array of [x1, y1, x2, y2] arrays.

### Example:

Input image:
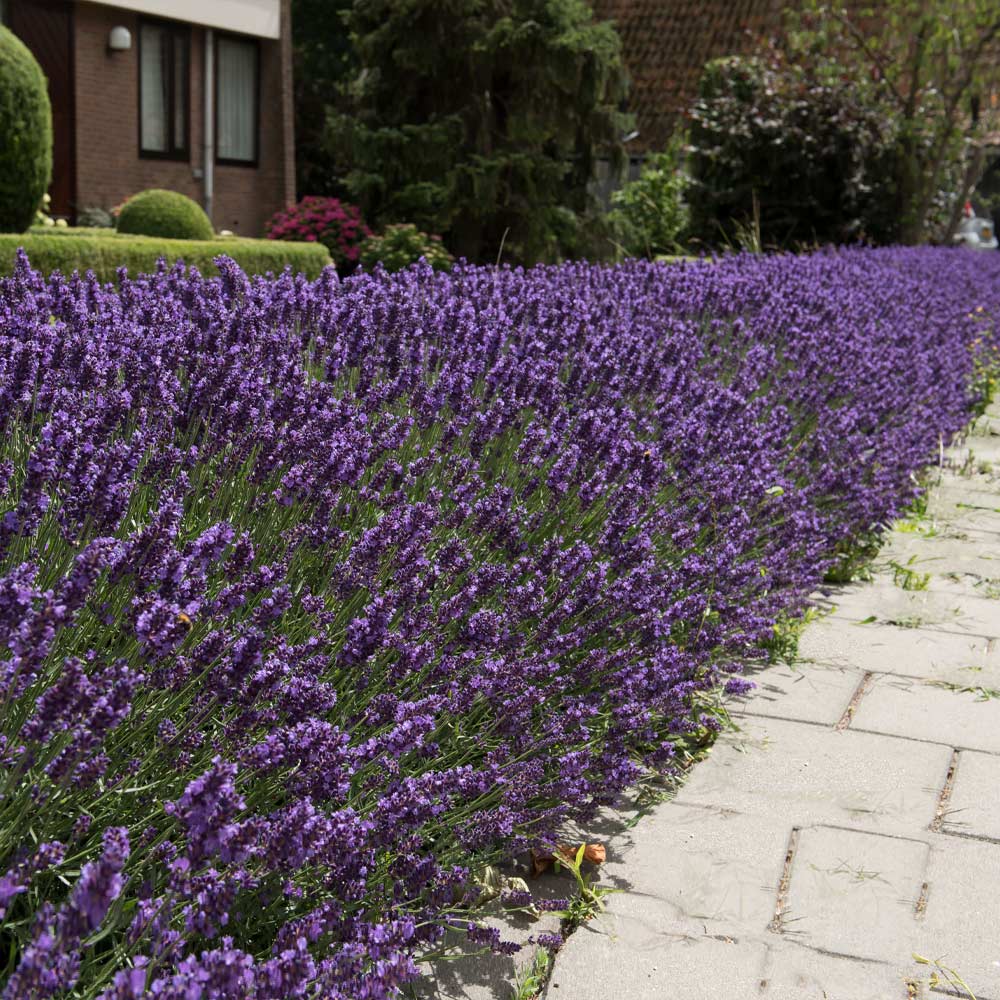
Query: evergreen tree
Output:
[[292, 0, 355, 197], [322, 0, 631, 264]]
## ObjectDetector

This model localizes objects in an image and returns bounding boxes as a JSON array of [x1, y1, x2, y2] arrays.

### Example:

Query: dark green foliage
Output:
[[358, 224, 454, 273], [786, 2, 1000, 244], [687, 54, 900, 249], [117, 189, 215, 241], [0, 26, 53, 234], [976, 154, 1000, 227], [292, 0, 355, 197], [322, 0, 631, 264], [0, 229, 332, 281]]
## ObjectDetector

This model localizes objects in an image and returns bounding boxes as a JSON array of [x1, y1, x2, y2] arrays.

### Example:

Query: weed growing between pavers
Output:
[[889, 557, 931, 591], [0, 247, 998, 996]]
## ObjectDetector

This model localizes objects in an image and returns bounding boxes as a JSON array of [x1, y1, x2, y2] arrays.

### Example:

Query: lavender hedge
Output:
[[0, 247, 997, 997]]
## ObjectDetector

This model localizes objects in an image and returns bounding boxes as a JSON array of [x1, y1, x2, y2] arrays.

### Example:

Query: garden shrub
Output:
[[0, 228, 331, 280], [608, 136, 689, 258], [116, 189, 214, 241], [358, 223, 454, 272], [687, 54, 899, 248], [265, 195, 370, 272], [0, 26, 53, 233], [76, 206, 115, 229], [0, 247, 996, 995]]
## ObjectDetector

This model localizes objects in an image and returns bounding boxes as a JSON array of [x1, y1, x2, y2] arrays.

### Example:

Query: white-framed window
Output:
[[139, 19, 189, 159], [216, 34, 259, 165]]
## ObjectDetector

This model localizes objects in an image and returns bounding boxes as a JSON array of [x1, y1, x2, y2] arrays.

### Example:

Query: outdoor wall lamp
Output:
[[108, 26, 132, 52]]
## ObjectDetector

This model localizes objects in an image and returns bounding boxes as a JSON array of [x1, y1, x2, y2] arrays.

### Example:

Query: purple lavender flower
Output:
[[0, 246, 997, 997]]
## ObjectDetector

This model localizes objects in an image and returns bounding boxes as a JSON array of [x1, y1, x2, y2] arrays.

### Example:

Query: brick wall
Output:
[[74, 1, 294, 235]]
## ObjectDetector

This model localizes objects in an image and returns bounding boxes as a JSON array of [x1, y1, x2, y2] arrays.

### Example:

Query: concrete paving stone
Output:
[[825, 583, 1000, 637], [911, 837, 1000, 1000], [925, 506, 1000, 537], [924, 475, 1000, 496], [869, 551, 1000, 601], [590, 803, 790, 936], [951, 437, 1000, 465], [881, 554, 1000, 593], [733, 661, 864, 726], [885, 512, 1000, 546], [923, 495, 1000, 528], [780, 825, 929, 961], [942, 750, 1000, 841], [797, 618, 1000, 684], [924, 484, 1000, 513], [676, 717, 951, 836], [544, 918, 769, 1000], [933, 525, 1000, 551], [762, 943, 913, 1000], [850, 674, 1000, 754], [410, 902, 564, 1000], [967, 410, 1000, 438]]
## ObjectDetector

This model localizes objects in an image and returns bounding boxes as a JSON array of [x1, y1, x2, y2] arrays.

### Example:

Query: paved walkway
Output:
[[546, 404, 1000, 1000]]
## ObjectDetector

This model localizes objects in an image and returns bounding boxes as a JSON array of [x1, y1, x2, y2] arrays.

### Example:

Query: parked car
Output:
[[954, 201, 999, 250]]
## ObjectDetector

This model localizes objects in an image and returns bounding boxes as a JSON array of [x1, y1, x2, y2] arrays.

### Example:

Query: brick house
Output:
[[1, 0, 295, 235]]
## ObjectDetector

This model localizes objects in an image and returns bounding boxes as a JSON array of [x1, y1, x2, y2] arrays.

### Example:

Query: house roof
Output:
[[86, 0, 282, 39], [592, 0, 789, 153]]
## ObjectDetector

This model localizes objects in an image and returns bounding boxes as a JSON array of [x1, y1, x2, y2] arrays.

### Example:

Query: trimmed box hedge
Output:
[[0, 227, 332, 281]]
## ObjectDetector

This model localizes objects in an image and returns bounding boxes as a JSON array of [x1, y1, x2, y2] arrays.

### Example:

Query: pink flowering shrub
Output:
[[265, 196, 371, 270]]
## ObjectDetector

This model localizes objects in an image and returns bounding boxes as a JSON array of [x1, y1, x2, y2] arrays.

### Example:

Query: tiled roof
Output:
[[592, 0, 791, 152]]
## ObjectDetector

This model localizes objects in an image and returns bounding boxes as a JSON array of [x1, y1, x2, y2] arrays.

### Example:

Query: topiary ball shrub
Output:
[[265, 196, 371, 273], [0, 26, 53, 234], [117, 189, 214, 240], [359, 223, 454, 273]]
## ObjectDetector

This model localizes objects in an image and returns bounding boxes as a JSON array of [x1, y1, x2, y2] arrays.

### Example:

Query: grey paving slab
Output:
[[932, 524, 1000, 549], [882, 534, 1000, 571], [866, 559, 1000, 603], [675, 717, 951, 836], [911, 837, 1000, 1000], [544, 918, 768, 1000], [796, 617, 1000, 683], [780, 825, 929, 961], [591, 803, 789, 936], [762, 943, 911, 1000], [950, 436, 1000, 465], [925, 484, 1000, 513], [409, 902, 564, 1000], [851, 673, 1000, 754], [967, 411, 1000, 438], [943, 750, 1000, 841], [923, 480, 1000, 503], [926, 506, 1000, 536], [732, 661, 863, 726], [826, 582, 1000, 636]]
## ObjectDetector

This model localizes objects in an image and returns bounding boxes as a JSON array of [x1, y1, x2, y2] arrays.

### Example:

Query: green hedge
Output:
[[0, 228, 332, 281]]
